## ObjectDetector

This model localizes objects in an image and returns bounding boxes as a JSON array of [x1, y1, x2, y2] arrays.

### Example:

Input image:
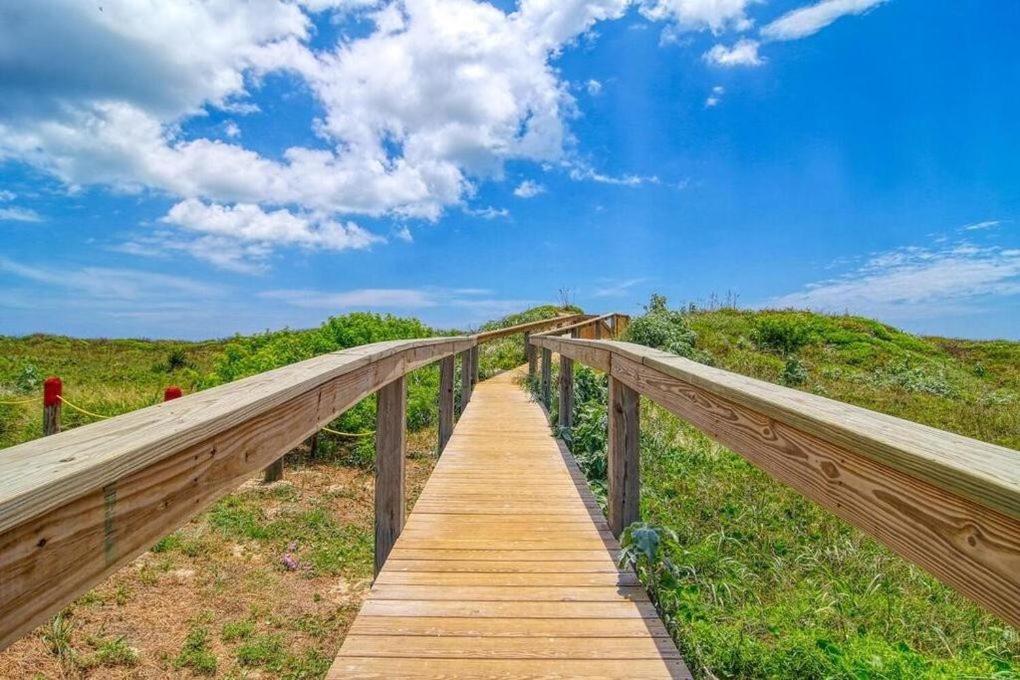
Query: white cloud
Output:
[[568, 164, 659, 186], [638, 0, 753, 33], [761, 0, 887, 42], [159, 199, 383, 268], [962, 220, 1002, 232], [703, 39, 762, 67], [0, 256, 220, 301], [0, 207, 42, 222], [0, 190, 15, 201], [769, 241, 1020, 318], [705, 84, 725, 107], [593, 277, 647, 297], [514, 180, 547, 198], [224, 121, 241, 138], [261, 288, 434, 308], [465, 205, 511, 219], [586, 79, 603, 95]]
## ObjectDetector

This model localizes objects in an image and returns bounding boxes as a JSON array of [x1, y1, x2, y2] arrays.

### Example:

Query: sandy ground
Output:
[[0, 430, 440, 679]]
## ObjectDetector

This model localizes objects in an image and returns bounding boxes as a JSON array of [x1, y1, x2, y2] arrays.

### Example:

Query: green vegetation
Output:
[[0, 336, 223, 448], [174, 625, 217, 675], [4, 301, 1017, 678], [544, 296, 1019, 679], [476, 304, 583, 378]]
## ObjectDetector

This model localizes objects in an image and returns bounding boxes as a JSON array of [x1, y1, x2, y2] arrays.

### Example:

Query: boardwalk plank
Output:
[[329, 369, 691, 679]]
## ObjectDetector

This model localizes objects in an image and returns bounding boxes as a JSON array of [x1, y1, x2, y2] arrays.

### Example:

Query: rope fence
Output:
[[7, 376, 376, 484]]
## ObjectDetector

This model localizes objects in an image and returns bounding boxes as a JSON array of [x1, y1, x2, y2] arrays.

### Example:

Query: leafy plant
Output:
[[625, 294, 710, 363], [781, 357, 808, 386], [619, 522, 679, 599], [752, 316, 814, 355], [174, 625, 217, 675]]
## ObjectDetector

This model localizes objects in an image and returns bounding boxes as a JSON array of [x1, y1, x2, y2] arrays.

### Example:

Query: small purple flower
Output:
[[281, 552, 299, 571]]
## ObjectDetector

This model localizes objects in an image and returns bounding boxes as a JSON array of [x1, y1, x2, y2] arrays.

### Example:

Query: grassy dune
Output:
[[1, 305, 1017, 678], [548, 304, 1019, 679]]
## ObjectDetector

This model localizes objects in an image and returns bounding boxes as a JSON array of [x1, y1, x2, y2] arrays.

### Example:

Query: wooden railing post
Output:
[[541, 348, 552, 408], [42, 377, 61, 436], [460, 349, 473, 409], [471, 345, 479, 386], [438, 355, 455, 453], [375, 375, 406, 577], [608, 376, 640, 537], [558, 353, 573, 431], [526, 332, 536, 376]]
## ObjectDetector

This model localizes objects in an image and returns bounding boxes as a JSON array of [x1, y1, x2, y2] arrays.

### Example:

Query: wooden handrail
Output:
[[472, 313, 589, 342], [0, 336, 473, 650], [534, 312, 626, 339], [530, 334, 1020, 626]]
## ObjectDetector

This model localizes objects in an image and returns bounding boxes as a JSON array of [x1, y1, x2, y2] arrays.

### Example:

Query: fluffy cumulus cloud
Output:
[[704, 39, 762, 66], [0, 0, 886, 270]]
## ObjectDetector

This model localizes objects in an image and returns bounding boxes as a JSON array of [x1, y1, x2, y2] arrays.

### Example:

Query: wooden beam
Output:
[[541, 348, 552, 409], [460, 350, 473, 409], [526, 333, 537, 377], [473, 314, 587, 343], [263, 457, 284, 483], [559, 354, 574, 431], [438, 355, 454, 453], [608, 376, 640, 537], [0, 337, 472, 651], [375, 376, 406, 577]]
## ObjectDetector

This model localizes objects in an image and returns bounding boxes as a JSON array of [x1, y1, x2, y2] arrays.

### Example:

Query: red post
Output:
[[43, 377, 62, 436], [164, 386, 183, 401]]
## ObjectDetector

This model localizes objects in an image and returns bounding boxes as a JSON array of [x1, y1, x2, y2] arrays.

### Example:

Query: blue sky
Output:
[[1, 0, 1017, 340]]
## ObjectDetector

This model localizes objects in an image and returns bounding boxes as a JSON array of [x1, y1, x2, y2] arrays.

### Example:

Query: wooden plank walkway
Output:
[[329, 369, 691, 679]]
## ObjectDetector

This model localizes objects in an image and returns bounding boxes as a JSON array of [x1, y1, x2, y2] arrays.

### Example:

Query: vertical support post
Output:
[[307, 433, 319, 460], [263, 458, 284, 483], [525, 332, 536, 376], [594, 320, 602, 340], [42, 377, 62, 437], [471, 345, 480, 386], [608, 376, 640, 537], [558, 353, 573, 431], [540, 347, 552, 409], [460, 349, 473, 409], [438, 355, 455, 453], [375, 375, 406, 577]]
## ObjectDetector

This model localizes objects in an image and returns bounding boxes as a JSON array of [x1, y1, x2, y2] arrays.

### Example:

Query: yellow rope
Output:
[[57, 395, 112, 420], [322, 426, 374, 437], [0, 396, 35, 405]]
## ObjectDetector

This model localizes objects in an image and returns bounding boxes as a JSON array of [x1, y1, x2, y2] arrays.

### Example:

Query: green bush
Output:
[[625, 294, 708, 362], [752, 315, 814, 355]]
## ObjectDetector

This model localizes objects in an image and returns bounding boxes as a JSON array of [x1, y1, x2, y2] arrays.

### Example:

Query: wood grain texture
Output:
[[330, 369, 690, 679], [473, 314, 587, 343], [608, 376, 640, 537], [375, 376, 406, 577], [540, 348, 552, 408], [438, 355, 454, 453], [558, 353, 574, 431], [529, 335, 1020, 626], [0, 337, 473, 651], [460, 349, 473, 408]]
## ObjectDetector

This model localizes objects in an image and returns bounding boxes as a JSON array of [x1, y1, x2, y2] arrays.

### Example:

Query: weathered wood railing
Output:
[[529, 333, 1020, 627], [0, 312, 583, 652]]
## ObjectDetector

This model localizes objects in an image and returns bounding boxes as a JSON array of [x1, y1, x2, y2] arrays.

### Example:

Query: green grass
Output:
[[0, 335, 224, 448], [174, 625, 217, 675], [548, 300, 1020, 679]]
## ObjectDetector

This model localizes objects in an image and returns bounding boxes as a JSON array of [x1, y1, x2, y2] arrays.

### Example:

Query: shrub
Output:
[[781, 357, 808, 386], [752, 316, 814, 355], [625, 294, 707, 362]]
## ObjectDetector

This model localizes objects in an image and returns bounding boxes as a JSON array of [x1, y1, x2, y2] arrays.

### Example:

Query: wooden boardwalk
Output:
[[329, 369, 690, 678]]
